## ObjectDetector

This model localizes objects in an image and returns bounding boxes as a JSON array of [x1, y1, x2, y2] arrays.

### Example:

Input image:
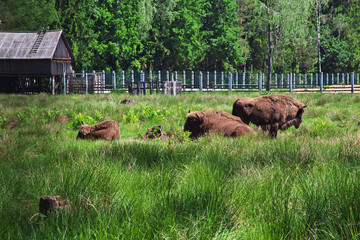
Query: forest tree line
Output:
[[0, 0, 359, 73]]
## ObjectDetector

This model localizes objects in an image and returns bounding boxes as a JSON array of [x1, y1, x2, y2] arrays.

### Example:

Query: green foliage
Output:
[[70, 110, 103, 129]]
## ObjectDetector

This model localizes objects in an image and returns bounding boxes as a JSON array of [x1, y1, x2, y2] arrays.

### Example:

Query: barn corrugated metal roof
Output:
[[0, 30, 72, 60]]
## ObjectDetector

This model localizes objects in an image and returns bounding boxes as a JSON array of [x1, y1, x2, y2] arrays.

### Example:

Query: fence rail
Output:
[[57, 70, 360, 94]]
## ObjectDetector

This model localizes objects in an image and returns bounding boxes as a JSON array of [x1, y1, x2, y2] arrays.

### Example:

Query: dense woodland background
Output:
[[0, 0, 359, 73]]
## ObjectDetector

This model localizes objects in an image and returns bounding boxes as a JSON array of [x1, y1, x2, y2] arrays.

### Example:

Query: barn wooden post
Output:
[[351, 72, 354, 93]]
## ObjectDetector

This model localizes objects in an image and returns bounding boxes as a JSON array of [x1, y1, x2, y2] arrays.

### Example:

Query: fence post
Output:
[[112, 71, 116, 91], [228, 72, 232, 92], [175, 71, 178, 82], [85, 73, 88, 94], [320, 73, 323, 92], [331, 73, 334, 85], [199, 71, 203, 92], [158, 70, 161, 82], [172, 81, 176, 96], [62, 72, 66, 94], [183, 71, 186, 85], [342, 73, 345, 84], [221, 72, 224, 89], [214, 71, 217, 89], [326, 73, 328, 85], [351, 72, 354, 93], [121, 71, 125, 88], [191, 71, 194, 91], [357, 73, 359, 85], [102, 70, 105, 93], [289, 73, 293, 92], [131, 70, 134, 83], [258, 73, 262, 91], [207, 71, 210, 90], [242, 72, 245, 89], [235, 72, 238, 89], [304, 74, 307, 88], [166, 71, 169, 82], [140, 70, 144, 82]]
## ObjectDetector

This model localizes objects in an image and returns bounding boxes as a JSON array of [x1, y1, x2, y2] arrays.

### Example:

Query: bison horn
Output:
[[303, 104, 308, 108], [81, 121, 85, 125], [196, 112, 201, 120]]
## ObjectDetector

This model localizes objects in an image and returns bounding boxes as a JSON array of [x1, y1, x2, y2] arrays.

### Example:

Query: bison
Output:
[[184, 109, 255, 139], [232, 94, 307, 137], [77, 120, 120, 141]]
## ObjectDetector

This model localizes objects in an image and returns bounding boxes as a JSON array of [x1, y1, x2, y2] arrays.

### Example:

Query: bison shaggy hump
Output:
[[77, 120, 120, 141], [184, 109, 255, 139], [232, 94, 307, 137]]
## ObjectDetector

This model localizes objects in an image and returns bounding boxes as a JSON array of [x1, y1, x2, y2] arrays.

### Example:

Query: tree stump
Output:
[[39, 195, 71, 216]]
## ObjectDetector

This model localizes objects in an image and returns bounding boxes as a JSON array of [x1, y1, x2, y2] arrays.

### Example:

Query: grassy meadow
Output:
[[1, 92, 360, 239]]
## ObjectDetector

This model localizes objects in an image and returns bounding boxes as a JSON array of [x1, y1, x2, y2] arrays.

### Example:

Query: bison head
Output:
[[76, 122, 92, 139], [294, 104, 307, 128], [184, 111, 204, 139]]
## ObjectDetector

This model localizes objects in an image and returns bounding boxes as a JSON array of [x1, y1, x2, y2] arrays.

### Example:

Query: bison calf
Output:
[[184, 109, 255, 139], [232, 94, 307, 137], [77, 120, 120, 141]]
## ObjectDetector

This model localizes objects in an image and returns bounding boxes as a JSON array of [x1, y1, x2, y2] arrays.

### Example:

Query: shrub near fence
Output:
[[61, 70, 360, 94]]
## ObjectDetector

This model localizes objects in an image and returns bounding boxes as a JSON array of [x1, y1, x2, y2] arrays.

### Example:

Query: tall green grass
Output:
[[1, 92, 360, 239]]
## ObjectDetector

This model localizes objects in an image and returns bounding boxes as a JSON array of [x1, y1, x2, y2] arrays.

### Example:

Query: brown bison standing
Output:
[[232, 94, 307, 137], [77, 120, 120, 141], [184, 109, 255, 139]]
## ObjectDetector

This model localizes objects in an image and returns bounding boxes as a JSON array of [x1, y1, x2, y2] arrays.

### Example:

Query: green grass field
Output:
[[1, 92, 360, 239]]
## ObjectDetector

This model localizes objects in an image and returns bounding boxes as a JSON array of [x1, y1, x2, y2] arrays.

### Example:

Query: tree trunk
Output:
[[266, 0, 272, 91]]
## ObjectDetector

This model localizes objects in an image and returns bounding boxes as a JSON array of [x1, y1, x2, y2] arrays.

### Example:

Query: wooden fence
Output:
[[57, 70, 360, 94]]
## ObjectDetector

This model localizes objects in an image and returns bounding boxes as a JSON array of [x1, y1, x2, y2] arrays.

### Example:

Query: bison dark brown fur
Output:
[[77, 120, 120, 141], [184, 109, 255, 139], [232, 94, 307, 137]]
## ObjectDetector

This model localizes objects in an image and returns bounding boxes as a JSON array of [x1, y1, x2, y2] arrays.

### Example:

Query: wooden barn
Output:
[[0, 29, 74, 94]]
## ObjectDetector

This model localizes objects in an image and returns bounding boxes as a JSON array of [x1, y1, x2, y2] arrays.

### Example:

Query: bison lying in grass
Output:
[[232, 94, 307, 137], [77, 120, 120, 141], [184, 109, 255, 139]]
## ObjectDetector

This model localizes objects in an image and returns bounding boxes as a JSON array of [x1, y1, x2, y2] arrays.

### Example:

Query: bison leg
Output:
[[270, 123, 279, 138]]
